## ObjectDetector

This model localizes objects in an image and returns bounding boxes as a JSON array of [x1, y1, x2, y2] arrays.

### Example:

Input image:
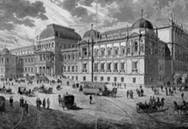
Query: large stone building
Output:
[[63, 18, 172, 86], [1, 17, 187, 86]]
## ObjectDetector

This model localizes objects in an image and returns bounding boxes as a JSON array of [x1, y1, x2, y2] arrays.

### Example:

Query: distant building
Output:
[[0, 48, 21, 79]]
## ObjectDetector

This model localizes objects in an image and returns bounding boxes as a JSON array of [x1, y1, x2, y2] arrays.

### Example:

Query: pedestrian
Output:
[[9, 96, 13, 107], [89, 95, 92, 104], [20, 97, 24, 108], [165, 87, 168, 96], [36, 98, 39, 109], [47, 98, 50, 109], [130, 90, 133, 99], [38, 98, 42, 110], [127, 90, 129, 98], [42, 98, 46, 109], [24, 100, 29, 114], [58, 95, 61, 105], [181, 92, 184, 100], [161, 85, 163, 92], [140, 88, 144, 97]]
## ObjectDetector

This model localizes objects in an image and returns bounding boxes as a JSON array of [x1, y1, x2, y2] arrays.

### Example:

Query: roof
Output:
[[83, 29, 101, 41], [2, 48, 10, 55], [132, 18, 153, 29], [39, 24, 81, 40]]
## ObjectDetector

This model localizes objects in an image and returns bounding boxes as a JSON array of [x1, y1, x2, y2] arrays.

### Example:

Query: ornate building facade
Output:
[[63, 18, 172, 86], [1, 17, 187, 86]]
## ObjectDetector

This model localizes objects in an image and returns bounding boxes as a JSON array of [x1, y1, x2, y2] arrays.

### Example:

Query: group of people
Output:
[[19, 97, 29, 114], [136, 86, 144, 97], [36, 97, 50, 110], [127, 90, 134, 99]]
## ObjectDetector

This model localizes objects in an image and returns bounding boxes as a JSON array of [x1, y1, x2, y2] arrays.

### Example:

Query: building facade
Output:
[[1, 18, 187, 86]]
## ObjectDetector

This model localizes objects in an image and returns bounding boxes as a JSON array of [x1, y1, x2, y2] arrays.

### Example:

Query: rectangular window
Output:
[[100, 63, 105, 72], [133, 77, 136, 83], [82, 63, 87, 72], [132, 61, 138, 72], [107, 63, 111, 72], [83, 76, 86, 81], [82, 47, 87, 56], [100, 48, 105, 57], [121, 77, 124, 82], [114, 47, 119, 56], [120, 63, 125, 72], [100, 76, 104, 81], [107, 48, 111, 56], [113, 63, 118, 72], [94, 63, 98, 72], [72, 66, 74, 72], [107, 77, 110, 81], [94, 76, 97, 81], [114, 77, 117, 82]]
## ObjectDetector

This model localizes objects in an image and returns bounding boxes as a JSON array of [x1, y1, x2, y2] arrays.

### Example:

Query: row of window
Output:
[[82, 62, 138, 73], [24, 57, 34, 63], [24, 67, 34, 73], [92, 44, 144, 57], [0, 58, 9, 64], [66, 75, 137, 83], [39, 54, 54, 61], [36, 42, 55, 50], [14, 50, 33, 56], [64, 66, 78, 72], [63, 53, 78, 61]]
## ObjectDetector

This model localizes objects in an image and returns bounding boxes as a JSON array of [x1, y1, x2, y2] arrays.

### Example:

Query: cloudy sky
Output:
[[1, 0, 188, 48]]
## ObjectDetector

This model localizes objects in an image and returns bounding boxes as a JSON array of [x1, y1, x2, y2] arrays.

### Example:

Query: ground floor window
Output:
[[114, 77, 117, 82], [83, 76, 86, 81], [107, 77, 110, 81], [121, 77, 124, 82], [100, 76, 104, 81], [76, 76, 78, 80], [133, 77, 136, 83]]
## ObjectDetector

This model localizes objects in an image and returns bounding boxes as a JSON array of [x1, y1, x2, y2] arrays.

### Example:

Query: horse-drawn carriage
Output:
[[0, 96, 5, 112], [59, 94, 76, 109], [81, 82, 117, 97], [18, 87, 35, 97], [136, 98, 167, 113], [38, 85, 53, 94], [174, 100, 188, 114]]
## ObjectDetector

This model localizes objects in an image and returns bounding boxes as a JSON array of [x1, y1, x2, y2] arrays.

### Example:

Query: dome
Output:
[[2, 48, 10, 55], [83, 29, 100, 41], [132, 18, 153, 29]]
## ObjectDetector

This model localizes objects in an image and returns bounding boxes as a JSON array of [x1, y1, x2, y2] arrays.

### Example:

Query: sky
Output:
[[0, 0, 188, 49]]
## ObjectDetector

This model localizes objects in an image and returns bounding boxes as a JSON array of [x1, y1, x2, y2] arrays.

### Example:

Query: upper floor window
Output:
[[82, 47, 87, 56], [120, 62, 125, 71], [134, 41, 138, 52], [113, 63, 118, 72], [114, 47, 119, 56], [107, 48, 112, 56], [100, 48, 105, 57], [107, 63, 111, 72], [132, 61, 138, 72], [94, 49, 98, 57], [100, 63, 105, 72], [94, 63, 98, 72]]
